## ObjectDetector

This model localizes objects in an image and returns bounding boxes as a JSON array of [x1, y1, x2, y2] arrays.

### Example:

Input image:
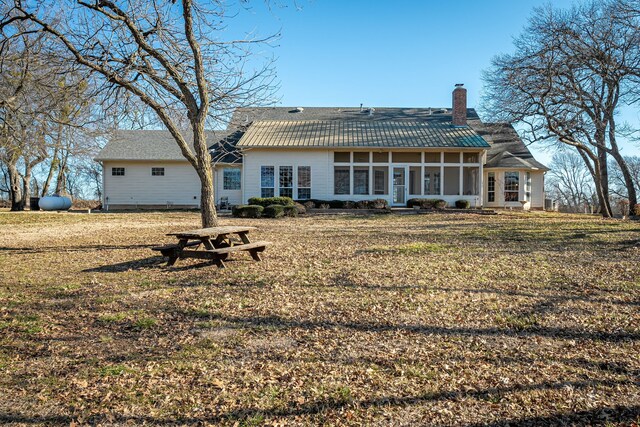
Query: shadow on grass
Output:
[[176, 308, 639, 343], [82, 256, 166, 273], [1, 385, 638, 425], [0, 244, 152, 254]]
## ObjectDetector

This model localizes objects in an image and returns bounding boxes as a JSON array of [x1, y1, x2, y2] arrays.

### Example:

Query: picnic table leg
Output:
[[167, 238, 188, 266], [201, 238, 226, 268], [238, 232, 263, 261]]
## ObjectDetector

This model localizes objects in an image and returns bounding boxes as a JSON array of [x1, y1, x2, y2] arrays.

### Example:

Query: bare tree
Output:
[[482, 0, 640, 217], [0, 30, 52, 210], [609, 155, 640, 199], [1, 0, 277, 226], [547, 151, 596, 212]]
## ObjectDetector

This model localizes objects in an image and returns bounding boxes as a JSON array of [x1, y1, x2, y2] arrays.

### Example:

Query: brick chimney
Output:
[[452, 83, 467, 127]]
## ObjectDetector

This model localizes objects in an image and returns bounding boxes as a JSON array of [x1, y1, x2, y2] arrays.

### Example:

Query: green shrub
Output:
[[284, 205, 299, 217], [263, 204, 285, 218], [455, 199, 470, 209], [232, 204, 264, 218], [433, 199, 447, 209], [407, 198, 446, 209], [370, 199, 388, 209], [247, 197, 294, 207], [293, 202, 306, 215]]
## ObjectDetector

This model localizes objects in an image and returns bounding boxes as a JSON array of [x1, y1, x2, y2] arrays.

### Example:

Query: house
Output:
[[95, 85, 549, 210]]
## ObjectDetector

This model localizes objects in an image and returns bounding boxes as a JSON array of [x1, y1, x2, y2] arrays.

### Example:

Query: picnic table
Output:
[[152, 226, 270, 268]]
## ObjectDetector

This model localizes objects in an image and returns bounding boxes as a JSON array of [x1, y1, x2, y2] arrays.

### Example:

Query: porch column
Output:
[[479, 153, 484, 207]]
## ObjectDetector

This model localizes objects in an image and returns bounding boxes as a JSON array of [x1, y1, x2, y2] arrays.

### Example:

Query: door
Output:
[[392, 166, 407, 205]]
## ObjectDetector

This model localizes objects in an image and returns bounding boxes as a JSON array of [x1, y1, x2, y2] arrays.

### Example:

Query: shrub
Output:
[[407, 198, 446, 209], [263, 204, 285, 218], [319, 203, 330, 209], [247, 197, 294, 207], [293, 202, 306, 215], [303, 201, 315, 210], [634, 204, 640, 216], [455, 199, 470, 209], [232, 204, 263, 218], [433, 199, 447, 209], [284, 205, 299, 217], [370, 198, 388, 209]]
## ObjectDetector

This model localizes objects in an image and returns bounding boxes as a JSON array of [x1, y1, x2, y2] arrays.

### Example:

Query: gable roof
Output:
[[468, 120, 549, 170], [95, 129, 240, 163]]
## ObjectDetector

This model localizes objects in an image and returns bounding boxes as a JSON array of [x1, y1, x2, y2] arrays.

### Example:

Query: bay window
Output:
[[504, 171, 519, 201]]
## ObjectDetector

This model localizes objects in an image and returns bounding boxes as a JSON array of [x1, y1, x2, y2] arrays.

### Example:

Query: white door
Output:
[[392, 166, 408, 205]]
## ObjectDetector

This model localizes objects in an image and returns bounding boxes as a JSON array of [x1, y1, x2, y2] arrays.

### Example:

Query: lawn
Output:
[[0, 210, 639, 426]]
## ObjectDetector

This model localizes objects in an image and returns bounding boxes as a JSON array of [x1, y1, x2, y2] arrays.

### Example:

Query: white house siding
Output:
[[214, 165, 243, 207], [484, 169, 545, 210], [102, 160, 201, 209], [242, 149, 331, 202], [242, 149, 485, 207]]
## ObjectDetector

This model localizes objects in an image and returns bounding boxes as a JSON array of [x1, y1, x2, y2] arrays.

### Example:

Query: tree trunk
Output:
[[21, 164, 32, 210], [7, 161, 24, 211], [597, 148, 613, 217], [42, 147, 60, 196], [193, 124, 218, 228], [55, 150, 69, 195]]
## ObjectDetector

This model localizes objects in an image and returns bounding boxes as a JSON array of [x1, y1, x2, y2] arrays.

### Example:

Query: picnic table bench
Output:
[[152, 226, 270, 268]]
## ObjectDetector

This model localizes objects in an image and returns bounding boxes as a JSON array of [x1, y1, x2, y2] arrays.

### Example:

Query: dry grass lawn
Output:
[[0, 210, 639, 426]]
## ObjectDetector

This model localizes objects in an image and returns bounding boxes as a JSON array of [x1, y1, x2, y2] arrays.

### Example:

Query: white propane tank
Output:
[[39, 195, 72, 211]]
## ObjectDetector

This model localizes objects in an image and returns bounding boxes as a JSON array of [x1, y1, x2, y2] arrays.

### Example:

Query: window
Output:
[[279, 166, 293, 198], [525, 172, 532, 201], [353, 167, 369, 195], [504, 171, 519, 201], [488, 172, 495, 202], [372, 152, 389, 163], [151, 167, 165, 176], [424, 152, 440, 163], [443, 167, 460, 195], [444, 152, 460, 163], [424, 167, 440, 195], [334, 166, 350, 194], [409, 166, 421, 195], [392, 152, 421, 163], [463, 167, 479, 195], [373, 167, 388, 195], [463, 153, 479, 163], [353, 152, 370, 163], [223, 168, 241, 190], [261, 166, 275, 198], [298, 166, 311, 199], [334, 152, 350, 162], [112, 167, 125, 176]]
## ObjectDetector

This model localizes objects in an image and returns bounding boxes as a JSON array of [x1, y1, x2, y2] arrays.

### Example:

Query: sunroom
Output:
[[331, 149, 485, 207]]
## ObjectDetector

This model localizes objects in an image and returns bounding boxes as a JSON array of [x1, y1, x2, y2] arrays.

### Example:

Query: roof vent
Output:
[[289, 107, 304, 113], [368, 107, 375, 116]]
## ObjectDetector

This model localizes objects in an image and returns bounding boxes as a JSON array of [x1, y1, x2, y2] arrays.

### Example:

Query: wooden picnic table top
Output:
[[167, 226, 256, 239]]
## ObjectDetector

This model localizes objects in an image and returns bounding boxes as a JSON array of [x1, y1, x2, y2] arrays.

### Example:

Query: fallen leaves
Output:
[[0, 211, 638, 425]]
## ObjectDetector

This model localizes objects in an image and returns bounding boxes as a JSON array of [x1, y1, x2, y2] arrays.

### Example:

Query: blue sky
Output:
[[234, 0, 640, 161]]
